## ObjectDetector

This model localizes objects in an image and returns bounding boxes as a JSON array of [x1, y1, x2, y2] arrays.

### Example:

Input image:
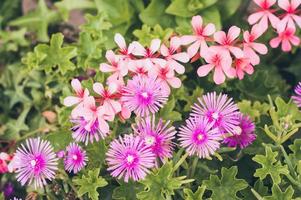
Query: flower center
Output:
[[197, 133, 204, 141], [30, 155, 46, 175], [212, 112, 219, 120], [30, 160, 37, 167], [145, 136, 155, 146], [233, 126, 242, 135], [72, 155, 78, 160], [126, 155, 134, 164], [141, 92, 149, 98]]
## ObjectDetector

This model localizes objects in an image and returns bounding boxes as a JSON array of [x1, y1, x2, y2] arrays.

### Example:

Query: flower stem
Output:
[[279, 145, 298, 178], [173, 152, 189, 172]]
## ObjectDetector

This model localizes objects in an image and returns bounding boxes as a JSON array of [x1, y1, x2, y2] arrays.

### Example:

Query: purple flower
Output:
[[178, 117, 222, 158], [223, 114, 256, 148], [121, 75, 168, 117], [3, 182, 14, 198], [133, 115, 176, 163], [191, 92, 240, 134], [64, 143, 87, 173], [292, 82, 301, 107], [106, 134, 155, 182], [56, 150, 65, 159], [14, 138, 58, 188]]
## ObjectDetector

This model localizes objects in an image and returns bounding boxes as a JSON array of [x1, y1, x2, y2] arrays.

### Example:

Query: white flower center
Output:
[[145, 136, 155, 146], [126, 155, 134, 164], [233, 126, 242, 135], [30, 160, 37, 167], [72, 155, 78, 160], [141, 92, 149, 98], [197, 133, 204, 141], [212, 112, 219, 120]]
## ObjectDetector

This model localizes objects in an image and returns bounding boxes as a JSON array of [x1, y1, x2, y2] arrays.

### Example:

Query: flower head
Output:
[[133, 116, 176, 163], [278, 0, 301, 29], [234, 57, 254, 80], [292, 82, 301, 107], [178, 117, 222, 158], [270, 26, 300, 52], [14, 138, 58, 188], [191, 92, 240, 134], [64, 143, 87, 173], [121, 75, 168, 117], [106, 134, 155, 182], [223, 114, 256, 148], [0, 152, 12, 174]]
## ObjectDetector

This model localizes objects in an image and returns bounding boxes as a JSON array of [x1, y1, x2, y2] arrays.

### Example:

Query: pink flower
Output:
[[270, 26, 300, 52], [178, 117, 222, 158], [121, 75, 168, 117], [160, 37, 190, 74], [119, 101, 132, 121], [0, 152, 12, 174], [181, 15, 216, 58], [14, 138, 58, 188], [114, 33, 135, 68], [223, 114, 256, 148], [93, 82, 121, 115], [128, 59, 150, 76], [292, 82, 301, 107], [243, 24, 268, 65], [234, 58, 254, 80], [278, 0, 301, 29], [197, 47, 236, 85], [64, 143, 87, 173], [213, 26, 244, 58], [191, 92, 240, 135], [63, 79, 89, 117], [106, 134, 155, 182], [133, 116, 176, 163], [248, 0, 279, 31]]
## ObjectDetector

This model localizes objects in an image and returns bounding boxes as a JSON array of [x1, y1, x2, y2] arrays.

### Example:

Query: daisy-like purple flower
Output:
[[133, 116, 176, 163], [106, 134, 155, 182], [64, 143, 87, 173], [223, 114, 256, 148], [121, 75, 168, 117], [178, 117, 222, 158], [292, 82, 301, 107], [14, 138, 58, 188], [191, 92, 240, 134]]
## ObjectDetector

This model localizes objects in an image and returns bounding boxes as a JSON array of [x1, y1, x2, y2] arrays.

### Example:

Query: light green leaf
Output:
[[112, 181, 143, 200], [85, 140, 107, 169], [183, 185, 206, 200], [45, 129, 72, 151], [263, 185, 294, 200], [159, 96, 182, 121], [217, 0, 242, 19]]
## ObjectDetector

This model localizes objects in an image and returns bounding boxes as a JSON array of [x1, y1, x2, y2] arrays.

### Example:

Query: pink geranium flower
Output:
[[234, 58, 254, 80], [128, 59, 150, 76], [106, 134, 155, 182], [248, 0, 279, 31], [278, 0, 301, 29], [197, 47, 236, 84], [93, 82, 121, 115], [270, 26, 300, 52], [160, 37, 190, 74], [213, 26, 244, 58], [181, 15, 216, 58], [114, 33, 135, 68], [0, 152, 12, 174], [243, 24, 268, 65]]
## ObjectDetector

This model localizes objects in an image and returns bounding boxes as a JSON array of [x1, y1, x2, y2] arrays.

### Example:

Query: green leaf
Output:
[[140, 0, 175, 27], [203, 166, 248, 200], [183, 87, 204, 111], [80, 12, 112, 38], [137, 161, 193, 200], [217, 0, 242, 19], [73, 168, 108, 200], [0, 28, 29, 52], [45, 129, 72, 151], [274, 97, 301, 122], [237, 100, 269, 122], [252, 146, 289, 184], [289, 139, 301, 160], [263, 185, 294, 200], [159, 96, 182, 121], [112, 181, 143, 200], [183, 185, 206, 200], [85, 140, 107, 169], [200, 6, 221, 30]]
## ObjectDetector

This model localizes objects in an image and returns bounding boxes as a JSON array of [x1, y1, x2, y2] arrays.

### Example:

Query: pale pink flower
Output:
[[270, 26, 300, 52], [197, 47, 236, 85], [234, 58, 254, 80], [248, 0, 280, 31], [128, 59, 150, 76], [119, 101, 132, 121], [114, 33, 135, 68], [278, 0, 301, 29], [93, 82, 121, 115], [243, 24, 268, 65], [181, 15, 216, 58], [213, 26, 244, 58], [160, 37, 190, 74], [0, 152, 12, 174]]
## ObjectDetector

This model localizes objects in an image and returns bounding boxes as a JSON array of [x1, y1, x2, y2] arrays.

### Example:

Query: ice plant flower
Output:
[[14, 138, 58, 188], [121, 75, 168, 117], [133, 116, 176, 163], [243, 24, 268, 65], [178, 117, 222, 158], [248, 0, 279, 31], [270, 26, 300, 52], [292, 82, 301, 107], [278, 0, 301, 29], [197, 47, 235, 84], [181, 15, 216, 58], [64, 143, 87, 173], [160, 36, 190, 74], [93, 82, 122, 115], [234, 58, 254, 80], [106, 134, 155, 182], [223, 114, 256, 148], [191, 92, 240, 134], [213, 26, 244, 58]]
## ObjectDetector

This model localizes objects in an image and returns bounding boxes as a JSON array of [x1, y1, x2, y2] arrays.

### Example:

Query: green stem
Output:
[[16, 128, 42, 142], [189, 157, 199, 178], [173, 152, 189, 172], [251, 189, 264, 200], [59, 169, 83, 200], [285, 173, 301, 192], [279, 145, 298, 178], [281, 128, 298, 144]]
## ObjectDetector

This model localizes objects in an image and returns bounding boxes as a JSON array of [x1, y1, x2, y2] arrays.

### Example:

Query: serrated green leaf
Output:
[[112, 181, 143, 200], [263, 185, 294, 200], [159, 96, 182, 121], [85, 140, 107, 169], [289, 139, 301, 160], [45, 129, 72, 151], [238, 100, 269, 122], [183, 185, 206, 200]]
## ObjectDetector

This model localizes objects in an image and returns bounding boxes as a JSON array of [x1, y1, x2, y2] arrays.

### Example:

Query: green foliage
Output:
[[238, 100, 270, 122], [73, 168, 108, 200], [159, 96, 182, 121], [85, 140, 107, 169], [112, 181, 143, 200], [0, 28, 28, 52], [263, 185, 295, 200], [183, 185, 206, 200], [45, 130, 72, 151], [203, 166, 248, 200]]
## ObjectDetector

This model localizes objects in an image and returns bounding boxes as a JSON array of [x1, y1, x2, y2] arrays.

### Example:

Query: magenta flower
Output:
[[121, 75, 168, 117], [270, 26, 300, 52], [14, 138, 58, 188], [106, 134, 155, 182], [133, 116, 176, 163], [223, 114, 256, 148], [278, 0, 301, 29], [191, 92, 240, 134], [292, 82, 301, 107], [64, 143, 87, 173], [178, 117, 222, 158]]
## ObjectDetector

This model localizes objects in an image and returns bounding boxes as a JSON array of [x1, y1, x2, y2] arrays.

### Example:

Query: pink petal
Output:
[[172, 52, 190, 62], [93, 82, 104, 96], [213, 67, 226, 85], [98, 118, 110, 134], [114, 33, 126, 50], [169, 60, 185, 74], [64, 96, 81, 106], [281, 39, 292, 52], [160, 44, 169, 57], [251, 24, 265, 39], [229, 46, 244, 58], [167, 77, 181, 88], [292, 15, 301, 28], [245, 64, 254, 74], [187, 40, 201, 58], [268, 13, 280, 29], [252, 42, 268, 54], [248, 12, 264, 25], [150, 39, 161, 54], [236, 68, 244, 80], [132, 41, 146, 56], [121, 106, 131, 119], [224, 67, 237, 78], [84, 96, 96, 109], [170, 36, 182, 50], [214, 31, 227, 44], [203, 23, 216, 36], [108, 82, 118, 95], [292, 0, 301, 9], [106, 50, 116, 63], [181, 35, 197, 45], [227, 26, 241, 43], [290, 35, 300, 46], [270, 37, 281, 48], [278, 0, 290, 11], [191, 15, 203, 33], [197, 64, 214, 77], [258, 15, 269, 31], [244, 46, 260, 65], [100, 63, 115, 72], [71, 79, 82, 94]]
